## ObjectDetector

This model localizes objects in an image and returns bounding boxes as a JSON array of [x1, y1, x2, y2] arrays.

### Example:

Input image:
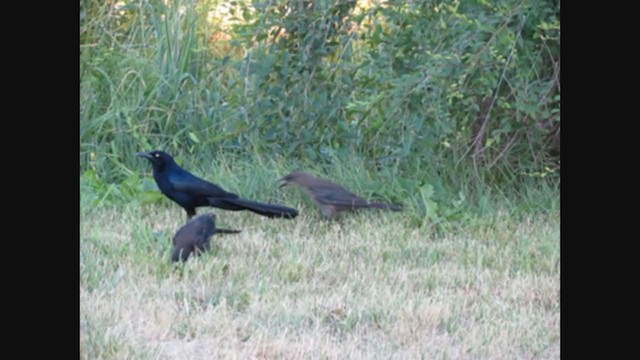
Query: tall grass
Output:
[[80, 0, 560, 190]]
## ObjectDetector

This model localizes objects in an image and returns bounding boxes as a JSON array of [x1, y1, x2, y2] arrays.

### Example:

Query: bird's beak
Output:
[[136, 152, 153, 160], [278, 177, 289, 188]]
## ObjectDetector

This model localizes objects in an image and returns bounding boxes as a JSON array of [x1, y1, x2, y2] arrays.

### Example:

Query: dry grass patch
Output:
[[81, 206, 559, 359]]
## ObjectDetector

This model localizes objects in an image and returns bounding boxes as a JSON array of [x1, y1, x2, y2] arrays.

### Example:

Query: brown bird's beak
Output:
[[136, 152, 153, 160]]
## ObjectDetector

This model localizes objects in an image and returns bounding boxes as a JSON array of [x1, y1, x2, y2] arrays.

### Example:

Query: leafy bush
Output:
[[80, 0, 560, 220]]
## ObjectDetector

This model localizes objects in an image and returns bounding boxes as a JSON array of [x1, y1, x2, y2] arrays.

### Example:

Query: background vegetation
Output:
[[80, 0, 560, 220]]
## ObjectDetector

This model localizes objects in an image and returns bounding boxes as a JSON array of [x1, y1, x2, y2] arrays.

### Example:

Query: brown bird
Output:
[[172, 213, 240, 262], [279, 171, 402, 217]]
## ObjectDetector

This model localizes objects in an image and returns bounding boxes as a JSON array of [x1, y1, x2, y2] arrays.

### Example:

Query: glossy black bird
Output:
[[172, 213, 240, 262], [137, 150, 299, 219]]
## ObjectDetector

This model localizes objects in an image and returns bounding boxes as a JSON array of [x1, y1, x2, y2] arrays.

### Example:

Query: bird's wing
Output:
[[168, 170, 238, 198], [195, 216, 216, 246], [311, 185, 368, 206], [173, 215, 216, 247]]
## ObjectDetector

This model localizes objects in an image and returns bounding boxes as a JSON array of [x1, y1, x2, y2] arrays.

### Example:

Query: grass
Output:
[[80, 187, 559, 359]]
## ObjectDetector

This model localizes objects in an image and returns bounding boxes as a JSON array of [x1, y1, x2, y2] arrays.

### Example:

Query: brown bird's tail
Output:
[[215, 228, 242, 234], [367, 202, 403, 211]]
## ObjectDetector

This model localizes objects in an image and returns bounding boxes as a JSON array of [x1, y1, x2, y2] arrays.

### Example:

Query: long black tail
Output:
[[210, 197, 299, 219]]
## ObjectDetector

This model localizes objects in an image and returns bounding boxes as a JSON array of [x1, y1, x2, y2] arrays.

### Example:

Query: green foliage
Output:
[[80, 0, 560, 223], [81, 170, 164, 211]]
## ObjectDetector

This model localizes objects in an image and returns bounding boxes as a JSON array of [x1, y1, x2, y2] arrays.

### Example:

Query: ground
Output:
[[80, 205, 559, 359]]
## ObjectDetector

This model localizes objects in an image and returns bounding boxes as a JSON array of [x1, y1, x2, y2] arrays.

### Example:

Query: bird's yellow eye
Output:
[[154, 153, 160, 158]]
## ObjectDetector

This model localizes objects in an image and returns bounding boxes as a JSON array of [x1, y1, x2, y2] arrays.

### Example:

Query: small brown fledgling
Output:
[[279, 171, 402, 218], [172, 213, 240, 262]]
